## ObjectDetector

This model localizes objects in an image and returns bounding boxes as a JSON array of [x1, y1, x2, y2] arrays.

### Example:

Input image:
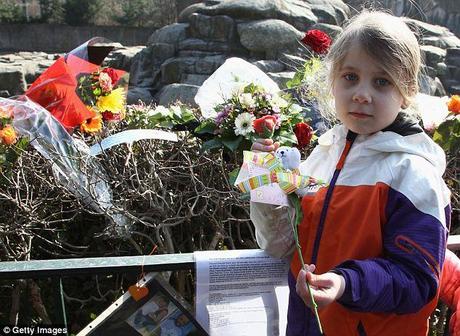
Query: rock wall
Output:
[[128, 0, 460, 106], [128, 0, 350, 105]]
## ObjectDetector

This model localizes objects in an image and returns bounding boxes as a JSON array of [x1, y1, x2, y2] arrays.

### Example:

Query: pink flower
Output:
[[102, 67, 120, 84], [253, 115, 277, 138], [99, 72, 113, 93]]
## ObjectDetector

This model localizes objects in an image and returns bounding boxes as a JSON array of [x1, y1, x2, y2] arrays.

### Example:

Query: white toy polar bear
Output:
[[274, 146, 301, 171]]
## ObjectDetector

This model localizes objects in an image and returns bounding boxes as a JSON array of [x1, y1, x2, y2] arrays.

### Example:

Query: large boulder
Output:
[[147, 23, 188, 47], [157, 83, 199, 106], [237, 19, 304, 59], [0, 65, 27, 96]]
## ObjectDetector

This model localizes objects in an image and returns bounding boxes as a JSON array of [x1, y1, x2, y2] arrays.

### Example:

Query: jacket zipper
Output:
[[310, 130, 357, 265]]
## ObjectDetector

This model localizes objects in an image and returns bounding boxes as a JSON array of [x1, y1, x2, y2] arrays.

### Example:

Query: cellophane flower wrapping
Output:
[[25, 37, 127, 132]]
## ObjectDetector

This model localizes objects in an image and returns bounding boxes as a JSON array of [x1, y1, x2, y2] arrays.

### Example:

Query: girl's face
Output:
[[332, 43, 405, 135]]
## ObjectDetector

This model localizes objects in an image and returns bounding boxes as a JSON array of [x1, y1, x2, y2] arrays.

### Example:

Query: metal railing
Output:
[[0, 235, 459, 335]]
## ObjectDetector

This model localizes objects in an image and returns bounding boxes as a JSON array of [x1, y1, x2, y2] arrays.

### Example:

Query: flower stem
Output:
[[289, 194, 323, 334]]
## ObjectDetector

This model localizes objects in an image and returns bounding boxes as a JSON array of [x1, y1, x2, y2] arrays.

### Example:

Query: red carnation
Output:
[[294, 122, 313, 149], [101, 67, 120, 84], [102, 111, 122, 121], [253, 115, 277, 138], [301, 29, 331, 54]]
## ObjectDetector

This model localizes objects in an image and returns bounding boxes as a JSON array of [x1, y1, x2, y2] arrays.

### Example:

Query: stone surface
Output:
[[157, 83, 199, 106], [0, 65, 27, 96], [193, 0, 320, 32], [179, 38, 230, 52], [127, 87, 154, 105], [421, 45, 446, 66], [181, 73, 209, 86], [237, 19, 304, 56], [147, 23, 188, 46], [188, 13, 235, 42], [310, 22, 343, 38], [267, 71, 295, 88], [105, 46, 145, 71], [252, 60, 285, 73]]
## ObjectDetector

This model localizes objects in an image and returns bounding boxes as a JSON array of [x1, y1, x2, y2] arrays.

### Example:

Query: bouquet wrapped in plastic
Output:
[[1, 95, 129, 235], [25, 37, 127, 132]]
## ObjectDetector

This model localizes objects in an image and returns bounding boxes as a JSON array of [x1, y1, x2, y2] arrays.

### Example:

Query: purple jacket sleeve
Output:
[[334, 188, 449, 314]]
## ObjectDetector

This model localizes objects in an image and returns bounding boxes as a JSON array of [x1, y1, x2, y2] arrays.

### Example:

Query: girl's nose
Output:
[[352, 87, 372, 104]]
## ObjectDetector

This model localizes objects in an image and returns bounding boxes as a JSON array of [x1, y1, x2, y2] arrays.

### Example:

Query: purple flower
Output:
[[272, 105, 281, 114], [215, 105, 232, 125]]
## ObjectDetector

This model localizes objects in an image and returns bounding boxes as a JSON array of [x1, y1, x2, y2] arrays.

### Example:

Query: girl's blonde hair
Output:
[[316, 11, 421, 121]]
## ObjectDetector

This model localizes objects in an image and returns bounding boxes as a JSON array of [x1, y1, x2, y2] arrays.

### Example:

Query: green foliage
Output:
[[432, 116, 460, 154], [286, 57, 322, 90], [38, 0, 64, 23], [112, 0, 157, 27], [125, 102, 197, 129], [0, 137, 29, 185], [63, 0, 103, 26], [0, 0, 25, 23]]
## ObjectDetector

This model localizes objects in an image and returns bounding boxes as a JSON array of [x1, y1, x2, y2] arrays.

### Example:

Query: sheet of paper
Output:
[[195, 249, 290, 336], [89, 129, 177, 156]]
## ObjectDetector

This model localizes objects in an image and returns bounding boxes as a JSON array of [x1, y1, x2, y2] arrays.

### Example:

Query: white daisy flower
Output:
[[234, 112, 255, 136]]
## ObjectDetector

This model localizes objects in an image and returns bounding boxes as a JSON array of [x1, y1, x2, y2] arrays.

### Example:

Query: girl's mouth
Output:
[[349, 112, 372, 119]]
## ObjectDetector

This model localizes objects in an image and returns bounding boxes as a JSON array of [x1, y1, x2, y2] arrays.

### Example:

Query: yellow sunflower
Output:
[[80, 114, 103, 134], [96, 87, 125, 114]]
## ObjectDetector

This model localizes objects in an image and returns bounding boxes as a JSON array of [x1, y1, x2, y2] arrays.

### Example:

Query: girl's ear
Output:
[[401, 99, 408, 109]]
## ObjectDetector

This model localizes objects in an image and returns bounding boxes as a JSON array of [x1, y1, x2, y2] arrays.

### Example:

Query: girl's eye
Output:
[[375, 78, 391, 86], [343, 73, 358, 81]]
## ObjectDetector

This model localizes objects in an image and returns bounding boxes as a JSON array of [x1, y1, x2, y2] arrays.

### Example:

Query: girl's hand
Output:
[[296, 266, 346, 309], [251, 138, 280, 152]]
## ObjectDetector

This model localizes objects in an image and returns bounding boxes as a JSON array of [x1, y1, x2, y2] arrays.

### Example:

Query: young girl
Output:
[[250, 11, 451, 336]]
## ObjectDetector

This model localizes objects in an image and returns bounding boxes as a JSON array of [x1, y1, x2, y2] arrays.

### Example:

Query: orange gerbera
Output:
[[447, 95, 460, 115], [80, 114, 102, 134], [0, 124, 17, 145]]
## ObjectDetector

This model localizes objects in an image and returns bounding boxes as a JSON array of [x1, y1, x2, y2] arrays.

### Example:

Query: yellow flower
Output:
[[0, 124, 17, 145], [96, 87, 125, 113], [80, 114, 103, 134], [447, 95, 460, 115]]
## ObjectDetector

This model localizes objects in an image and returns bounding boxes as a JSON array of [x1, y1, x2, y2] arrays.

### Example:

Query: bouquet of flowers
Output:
[[76, 65, 126, 134], [26, 37, 127, 134], [195, 83, 308, 153]]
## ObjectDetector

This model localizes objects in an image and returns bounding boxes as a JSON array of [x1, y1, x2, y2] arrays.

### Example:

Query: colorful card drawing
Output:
[[126, 294, 197, 336]]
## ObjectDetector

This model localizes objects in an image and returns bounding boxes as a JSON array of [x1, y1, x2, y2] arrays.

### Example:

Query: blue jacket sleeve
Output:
[[334, 187, 449, 314]]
